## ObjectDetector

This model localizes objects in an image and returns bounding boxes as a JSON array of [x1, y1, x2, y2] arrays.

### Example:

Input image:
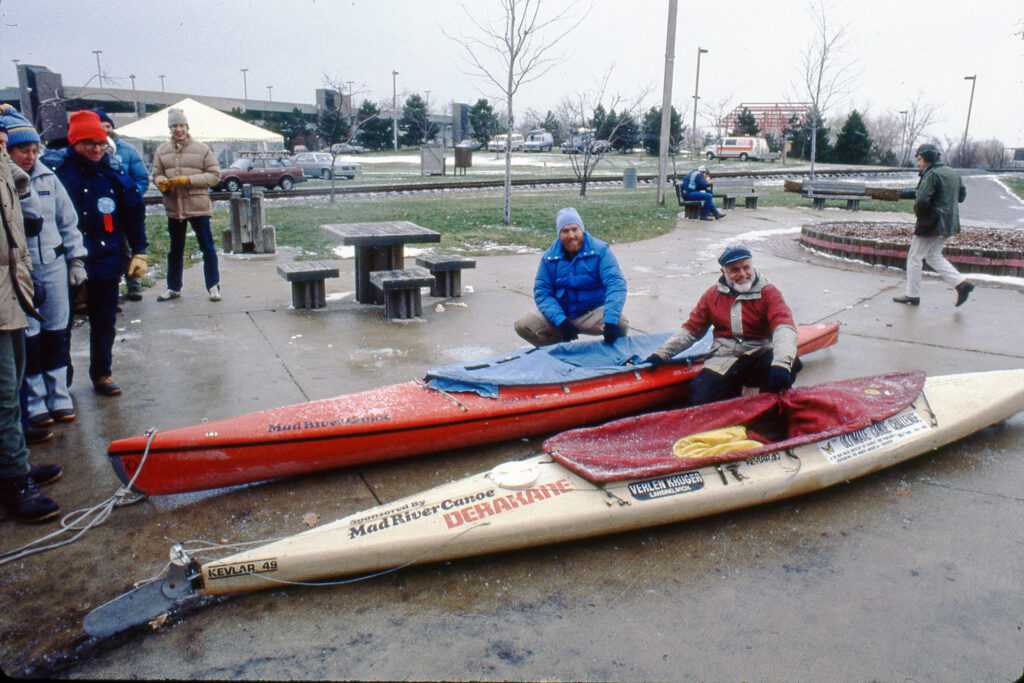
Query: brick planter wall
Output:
[[800, 223, 1024, 277]]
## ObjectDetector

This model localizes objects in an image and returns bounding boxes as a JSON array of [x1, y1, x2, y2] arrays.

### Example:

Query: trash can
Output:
[[622, 167, 638, 188]]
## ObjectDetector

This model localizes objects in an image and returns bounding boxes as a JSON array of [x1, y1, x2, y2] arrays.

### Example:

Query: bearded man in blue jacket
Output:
[[514, 207, 628, 347]]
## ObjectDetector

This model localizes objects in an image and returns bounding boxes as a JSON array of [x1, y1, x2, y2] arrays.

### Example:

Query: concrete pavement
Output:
[[2, 204, 1023, 680]]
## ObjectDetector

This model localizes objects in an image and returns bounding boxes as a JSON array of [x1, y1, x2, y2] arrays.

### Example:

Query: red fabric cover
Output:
[[543, 372, 926, 482]]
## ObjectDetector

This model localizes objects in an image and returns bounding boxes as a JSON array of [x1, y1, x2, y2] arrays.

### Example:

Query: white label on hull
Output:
[[819, 411, 931, 464], [628, 471, 705, 500]]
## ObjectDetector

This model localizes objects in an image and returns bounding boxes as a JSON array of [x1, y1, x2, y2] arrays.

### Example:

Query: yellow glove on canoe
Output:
[[127, 253, 148, 278]]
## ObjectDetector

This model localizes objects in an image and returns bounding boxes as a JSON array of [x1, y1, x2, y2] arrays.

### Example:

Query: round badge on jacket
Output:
[[97, 197, 116, 214]]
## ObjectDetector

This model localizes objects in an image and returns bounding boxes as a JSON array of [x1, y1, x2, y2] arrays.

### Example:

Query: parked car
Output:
[[217, 154, 306, 191], [488, 133, 525, 152], [331, 142, 366, 154], [293, 152, 362, 180], [702, 136, 770, 161], [523, 129, 555, 152]]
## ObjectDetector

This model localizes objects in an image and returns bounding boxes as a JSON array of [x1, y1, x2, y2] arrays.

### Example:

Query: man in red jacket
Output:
[[643, 245, 800, 405]]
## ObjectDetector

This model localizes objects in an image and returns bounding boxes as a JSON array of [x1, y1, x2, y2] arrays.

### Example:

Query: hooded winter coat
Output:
[[151, 135, 221, 219], [0, 148, 36, 330]]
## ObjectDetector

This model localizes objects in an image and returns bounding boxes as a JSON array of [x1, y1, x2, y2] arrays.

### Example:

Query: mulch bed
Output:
[[812, 221, 1024, 250]]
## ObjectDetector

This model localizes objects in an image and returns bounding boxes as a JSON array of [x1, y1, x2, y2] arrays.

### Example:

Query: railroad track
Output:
[[143, 167, 915, 205]]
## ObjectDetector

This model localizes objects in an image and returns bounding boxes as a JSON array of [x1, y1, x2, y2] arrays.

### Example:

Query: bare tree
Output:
[[796, 0, 858, 178], [700, 94, 734, 148], [446, 0, 588, 225], [900, 93, 939, 166]]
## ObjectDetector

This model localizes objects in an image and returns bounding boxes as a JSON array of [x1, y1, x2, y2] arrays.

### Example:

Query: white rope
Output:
[[0, 428, 159, 567]]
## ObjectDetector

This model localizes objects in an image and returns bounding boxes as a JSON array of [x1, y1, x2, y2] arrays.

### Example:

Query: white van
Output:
[[488, 133, 525, 152], [702, 136, 771, 161], [523, 129, 555, 152]]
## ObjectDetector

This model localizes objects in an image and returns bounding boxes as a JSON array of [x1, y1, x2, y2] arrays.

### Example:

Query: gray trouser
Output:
[[905, 234, 965, 298], [514, 306, 628, 347]]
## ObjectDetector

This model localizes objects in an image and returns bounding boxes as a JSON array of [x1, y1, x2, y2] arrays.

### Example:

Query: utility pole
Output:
[[92, 50, 103, 87], [159, 74, 166, 92], [267, 85, 273, 101], [898, 109, 908, 166], [656, 0, 678, 206], [392, 70, 399, 152], [692, 47, 708, 158], [960, 75, 976, 168], [241, 68, 249, 103]]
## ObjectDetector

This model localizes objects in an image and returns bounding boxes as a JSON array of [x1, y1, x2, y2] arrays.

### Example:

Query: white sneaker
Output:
[[157, 289, 180, 302], [208, 285, 221, 302]]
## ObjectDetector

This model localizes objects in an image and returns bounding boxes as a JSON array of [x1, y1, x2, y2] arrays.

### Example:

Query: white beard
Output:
[[728, 277, 753, 293]]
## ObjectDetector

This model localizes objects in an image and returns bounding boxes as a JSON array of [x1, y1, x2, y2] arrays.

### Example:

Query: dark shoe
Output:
[[29, 463, 62, 486], [699, 215, 716, 221], [893, 296, 920, 306], [51, 408, 76, 422], [93, 377, 122, 396], [24, 425, 53, 444], [125, 289, 143, 302], [955, 281, 974, 307], [0, 474, 60, 523], [28, 413, 53, 427], [714, 212, 727, 219]]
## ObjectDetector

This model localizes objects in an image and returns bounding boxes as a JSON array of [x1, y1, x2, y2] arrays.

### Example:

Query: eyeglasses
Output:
[[78, 140, 108, 149]]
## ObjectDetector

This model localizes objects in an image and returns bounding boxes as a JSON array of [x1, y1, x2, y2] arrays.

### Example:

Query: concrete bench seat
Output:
[[369, 267, 436, 320], [277, 261, 339, 309], [415, 254, 476, 297], [802, 181, 870, 211]]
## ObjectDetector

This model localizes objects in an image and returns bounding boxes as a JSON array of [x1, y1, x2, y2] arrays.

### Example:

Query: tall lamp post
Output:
[[692, 47, 707, 158], [241, 68, 249, 103], [267, 85, 273, 101], [960, 74, 976, 168], [392, 70, 399, 152], [656, 0, 677, 206], [898, 109, 908, 166], [159, 74, 166, 92], [92, 50, 103, 87]]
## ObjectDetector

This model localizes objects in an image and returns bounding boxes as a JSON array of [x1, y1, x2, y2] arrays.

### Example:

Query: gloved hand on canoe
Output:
[[766, 365, 792, 392], [557, 320, 579, 342], [642, 353, 664, 367], [602, 323, 620, 345]]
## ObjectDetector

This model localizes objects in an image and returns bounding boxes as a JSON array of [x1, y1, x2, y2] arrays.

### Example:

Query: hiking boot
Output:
[[893, 295, 920, 306], [208, 284, 221, 302], [93, 376, 123, 396], [157, 289, 181, 302], [699, 215, 716, 221], [28, 412, 53, 427], [51, 408, 76, 422], [0, 474, 60, 523], [29, 463, 62, 486], [125, 288, 143, 302], [24, 425, 53, 444], [955, 281, 974, 307], [714, 211, 727, 219]]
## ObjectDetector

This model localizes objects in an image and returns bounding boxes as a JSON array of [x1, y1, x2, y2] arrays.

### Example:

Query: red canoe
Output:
[[109, 323, 838, 495]]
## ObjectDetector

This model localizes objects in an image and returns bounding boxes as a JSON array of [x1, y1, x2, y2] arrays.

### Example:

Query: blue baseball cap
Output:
[[718, 244, 752, 266]]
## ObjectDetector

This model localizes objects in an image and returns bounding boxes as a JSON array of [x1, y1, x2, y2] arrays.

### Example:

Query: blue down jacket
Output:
[[533, 231, 626, 326]]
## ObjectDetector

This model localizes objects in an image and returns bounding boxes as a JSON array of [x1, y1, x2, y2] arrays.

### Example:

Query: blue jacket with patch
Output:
[[53, 149, 147, 279], [533, 231, 627, 326]]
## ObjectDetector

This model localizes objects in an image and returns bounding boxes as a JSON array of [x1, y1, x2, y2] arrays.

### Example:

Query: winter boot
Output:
[[0, 474, 60, 523]]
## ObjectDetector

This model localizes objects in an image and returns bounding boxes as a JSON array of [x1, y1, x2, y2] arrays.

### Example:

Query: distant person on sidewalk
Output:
[[152, 108, 223, 302], [514, 207, 628, 347], [53, 110, 149, 397], [2, 108, 87, 428], [96, 109, 149, 302], [0, 112, 63, 523], [643, 245, 800, 406], [893, 143, 973, 307], [680, 165, 726, 221]]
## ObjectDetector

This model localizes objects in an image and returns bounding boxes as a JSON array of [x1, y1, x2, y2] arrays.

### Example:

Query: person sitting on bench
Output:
[[681, 165, 726, 221]]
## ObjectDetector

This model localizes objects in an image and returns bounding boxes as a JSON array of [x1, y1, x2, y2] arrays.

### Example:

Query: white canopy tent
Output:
[[117, 98, 284, 165]]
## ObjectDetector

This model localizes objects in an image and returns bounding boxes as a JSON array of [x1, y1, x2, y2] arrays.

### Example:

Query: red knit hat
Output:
[[67, 110, 108, 145]]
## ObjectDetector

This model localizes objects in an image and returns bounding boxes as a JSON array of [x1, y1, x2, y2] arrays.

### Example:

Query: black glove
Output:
[[642, 354, 664, 367], [766, 366, 792, 392], [603, 323, 620, 344], [23, 216, 43, 237], [557, 320, 579, 342]]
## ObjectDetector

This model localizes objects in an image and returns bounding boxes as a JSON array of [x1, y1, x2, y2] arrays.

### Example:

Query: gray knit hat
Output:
[[556, 207, 584, 234], [167, 108, 188, 127]]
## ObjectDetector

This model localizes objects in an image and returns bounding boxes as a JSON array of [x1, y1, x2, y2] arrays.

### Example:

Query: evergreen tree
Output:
[[732, 108, 760, 136], [316, 109, 351, 147], [786, 109, 832, 162], [468, 99, 499, 147], [399, 93, 438, 147], [833, 110, 873, 165], [640, 105, 683, 155], [590, 104, 610, 140], [611, 111, 640, 152], [540, 110, 562, 144], [353, 100, 392, 150]]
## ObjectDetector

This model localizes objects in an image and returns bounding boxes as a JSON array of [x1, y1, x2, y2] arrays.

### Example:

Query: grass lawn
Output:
[[1004, 176, 1024, 200]]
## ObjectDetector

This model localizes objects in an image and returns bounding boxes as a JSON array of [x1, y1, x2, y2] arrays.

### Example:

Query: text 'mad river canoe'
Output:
[[85, 369, 1024, 638], [108, 324, 838, 495]]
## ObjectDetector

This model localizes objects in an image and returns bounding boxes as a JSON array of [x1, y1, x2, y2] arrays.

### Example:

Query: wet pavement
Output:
[[2, 195, 1023, 680]]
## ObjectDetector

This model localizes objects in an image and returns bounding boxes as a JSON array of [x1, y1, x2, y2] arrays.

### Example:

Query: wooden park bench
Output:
[[277, 261, 339, 310], [415, 254, 476, 297], [674, 182, 704, 219], [802, 181, 870, 211], [714, 180, 761, 210], [369, 267, 436, 320]]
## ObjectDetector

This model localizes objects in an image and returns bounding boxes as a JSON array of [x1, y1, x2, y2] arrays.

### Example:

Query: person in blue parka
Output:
[[514, 207, 628, 347], [53, 111, 148, 396]]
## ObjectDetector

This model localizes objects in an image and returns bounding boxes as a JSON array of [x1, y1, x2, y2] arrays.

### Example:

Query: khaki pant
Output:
[[514, 306, 628, 347]]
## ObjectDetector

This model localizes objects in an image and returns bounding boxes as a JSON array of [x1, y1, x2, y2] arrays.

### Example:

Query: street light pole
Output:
[[392, 70, 399, 152], [267, 85, 273, 101], [241, 68, 249, 103], [898, 109, 908, 166], [960, 74, 976, 168], [692, 47, 707, 158], [159, 74, 166, 92], [92, 50, 103, 87]]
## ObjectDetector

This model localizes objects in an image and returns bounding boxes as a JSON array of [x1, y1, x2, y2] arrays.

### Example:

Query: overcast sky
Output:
[[3, 0, 1022, 145]]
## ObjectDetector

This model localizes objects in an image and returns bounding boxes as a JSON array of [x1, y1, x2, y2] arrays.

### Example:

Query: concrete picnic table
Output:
[[320, 221, 441, 303]]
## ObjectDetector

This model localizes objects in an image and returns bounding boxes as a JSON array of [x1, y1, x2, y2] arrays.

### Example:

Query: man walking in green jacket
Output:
[[893, 143, 974, 307]]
